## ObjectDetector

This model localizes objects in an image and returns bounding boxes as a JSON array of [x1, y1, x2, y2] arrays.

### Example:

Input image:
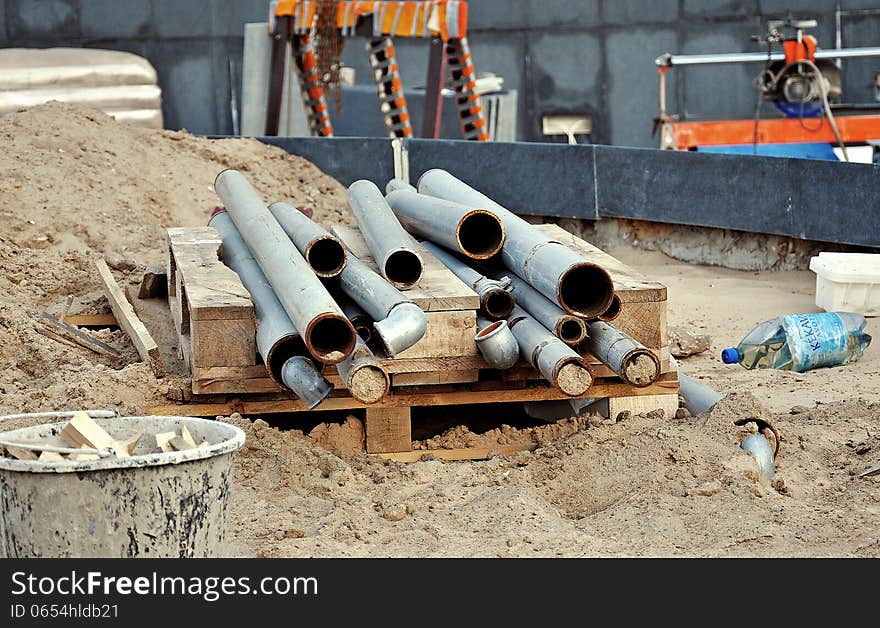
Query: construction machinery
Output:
[[266, 0, 488, 140], [655, 18, 880, 157]]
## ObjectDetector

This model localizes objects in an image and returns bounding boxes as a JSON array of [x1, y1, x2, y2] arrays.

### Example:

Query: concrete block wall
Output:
[[1, 1, 878, 145]]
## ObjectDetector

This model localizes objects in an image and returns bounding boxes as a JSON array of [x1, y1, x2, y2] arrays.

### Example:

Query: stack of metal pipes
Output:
[[383, 169, 662, 396], [209, 167, 660, 409]]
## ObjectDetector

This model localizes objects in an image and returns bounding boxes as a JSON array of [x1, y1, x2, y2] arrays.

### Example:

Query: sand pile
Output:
[[0, 102, 350, 415]]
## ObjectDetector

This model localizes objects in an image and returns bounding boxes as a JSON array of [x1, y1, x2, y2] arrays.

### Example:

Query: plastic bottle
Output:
[[721, 312, 871, 372]]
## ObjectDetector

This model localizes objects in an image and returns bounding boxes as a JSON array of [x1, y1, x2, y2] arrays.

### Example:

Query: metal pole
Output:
[[268, 202, 347, 278], [214, 170, 356, 365], [655, 46, 880, 67], [421, 36, 447, 139], [507, 306, 593, 396], [417, 169, 615, 318], [506, 274, 587, 345], [420, 241, 514, 319], [385, 188, 505, 259], [348, 179, 424, 289], [209, 210, 332, 408], [580, 321, 660, 387]]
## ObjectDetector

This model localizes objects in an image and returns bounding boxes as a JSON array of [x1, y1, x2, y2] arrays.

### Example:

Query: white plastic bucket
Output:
[[0, 414, 245, 558], [810, 252, 880, 317]]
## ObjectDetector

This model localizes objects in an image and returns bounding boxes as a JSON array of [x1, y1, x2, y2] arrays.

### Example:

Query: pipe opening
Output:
[[383, 250, 423, 288], [558, 263, 615, 318], [558, 318, 585, 344], [266, 334, 309, 384], [457, 211, 504, 259], [306, 315, 356, 364], [598, 294, 622, 322], [348, 365, 390, 404], [555, 359, 592, 397], [476, 320, 504, 338], [306, 237, 346, 277], [483, 290, 515, 320], [622, 352, 660, 387], [353, 322, 373, 343]]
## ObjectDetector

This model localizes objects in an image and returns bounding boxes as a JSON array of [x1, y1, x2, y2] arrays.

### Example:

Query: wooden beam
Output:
[[31, 312, 121, 358], [63, 313, 118, 327], [374, 444, 537, 463], [145, 373, 680, 417], [365, 406, 412, 454], [95, 259, 165, 377]]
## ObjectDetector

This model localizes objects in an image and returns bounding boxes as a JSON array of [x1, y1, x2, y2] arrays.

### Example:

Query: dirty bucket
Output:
[[0, 414, 245, 558]]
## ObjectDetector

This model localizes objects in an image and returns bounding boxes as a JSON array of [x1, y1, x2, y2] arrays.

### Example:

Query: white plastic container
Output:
[[810, 252, 880, 316]]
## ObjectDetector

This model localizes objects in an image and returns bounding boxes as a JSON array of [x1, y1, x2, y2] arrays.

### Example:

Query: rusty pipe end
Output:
[[455, 209, 505, 259], [557, 263, 615, 318], [552, 357, 594, 397], [304, 234, 347, 278], [381, 247, 424, 290], [556, 317, 588, 345], [620, 349, 661, 387], [598, 294, 622, 322], [347, 363, 390, 404], [304, 313, 357, 365], [265, 333, 311, 387], [481, 287, 515, 320]]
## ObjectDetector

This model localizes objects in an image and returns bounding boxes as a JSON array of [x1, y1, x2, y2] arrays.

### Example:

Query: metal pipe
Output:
[[385, 189, 505, 259], [506, 274, 587, 345], [336, 336, 390, 404], [348, 179, 424, 289], [267, 202, 347, 278], [386, 178, 417, 194], [655, 46, 880, 67], [214, 170, 356, 365], [676, 368, 723, 416], [339, 253, 427, 357], [420, 241, 514, 319], [209, 210, 332, 409], [507, 306, 593, 396], [474, 318, 519, 370], [269, 207, 428, 357], [340, 298, 373, 344], [582, 321, 660, 387], [417, 169, 614, 318], [598, 294, 622, 322]]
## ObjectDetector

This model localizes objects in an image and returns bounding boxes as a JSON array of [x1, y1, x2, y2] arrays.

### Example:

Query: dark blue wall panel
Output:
[[259, 137, 396, 189]]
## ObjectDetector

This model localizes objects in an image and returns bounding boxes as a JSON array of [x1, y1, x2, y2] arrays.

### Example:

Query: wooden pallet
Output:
[[145, 371, 680, 455]]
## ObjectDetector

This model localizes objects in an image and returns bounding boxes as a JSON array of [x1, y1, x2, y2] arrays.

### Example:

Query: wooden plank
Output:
[[31, 312, 122, 358], [332, 224, 480, 312], [604, 393, 680, 420], [365, 406, 412, 453], [191, 317, 256, 368], [614, 301, 667, 351], [393, 369, 479, 386], [61, 412, 115, 450], [394, 310, 477, 359], [95, 259, 165, 377], [375, 444, 536, 462], [63, 313, 118, 327], [146, 373, 679, 416], [534, 224, 667, 302]]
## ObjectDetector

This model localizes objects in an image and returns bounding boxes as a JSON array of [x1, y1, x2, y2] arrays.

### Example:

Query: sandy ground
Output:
[[1, 103, 878, 558]]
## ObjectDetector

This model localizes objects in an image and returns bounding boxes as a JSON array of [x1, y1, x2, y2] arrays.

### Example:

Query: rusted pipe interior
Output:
[[456, 210, 505, 259], [384, 249, 424, 289], [305, 316, 357, 363], [598, 294, 622, 322], [305, 236, 347, 278], [483, 290, 515, 320], [558, 263, 615, 318], [558, 318, 586, 344]]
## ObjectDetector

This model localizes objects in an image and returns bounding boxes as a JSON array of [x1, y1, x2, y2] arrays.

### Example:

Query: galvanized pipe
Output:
[[417, 169, 614, 318], [506, 274, 587, 345], [340, 297, 373, 344], [268, 202, 347, 278], [385, 189, 505, 259], [214, 170, 356, 364], [269, 209, 428, 357], [420, 241, 514, 320], [348, 179, 424, 289], [507, 306, 593, 396], [598, 294, 622, 322], [582, 321, 660, 387], [336, 335, 390, 404], [386, 178, 417, 194], [209, 210, 332, 408], [656, 46, 880, 67], [474, 318, 519, 370]]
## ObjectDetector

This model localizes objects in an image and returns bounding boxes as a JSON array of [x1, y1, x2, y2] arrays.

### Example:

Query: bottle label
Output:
[[782, 313, 847, 371]]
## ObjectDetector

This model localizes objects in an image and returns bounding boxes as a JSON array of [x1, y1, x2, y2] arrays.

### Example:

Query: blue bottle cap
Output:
[[721, 348, 741, 364]]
